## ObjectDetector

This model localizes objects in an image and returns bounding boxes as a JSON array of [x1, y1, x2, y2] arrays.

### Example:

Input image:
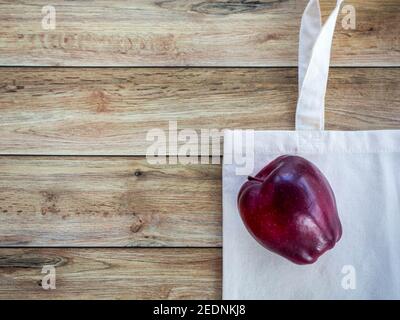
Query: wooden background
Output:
[[0, 0, 399, 299]]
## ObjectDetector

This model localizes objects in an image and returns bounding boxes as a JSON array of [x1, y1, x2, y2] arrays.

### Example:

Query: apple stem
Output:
[[248, 176, 263, 183]]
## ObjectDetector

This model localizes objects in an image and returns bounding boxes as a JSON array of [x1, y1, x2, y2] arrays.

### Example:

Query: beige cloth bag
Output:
[[223, 0, 400, 299]]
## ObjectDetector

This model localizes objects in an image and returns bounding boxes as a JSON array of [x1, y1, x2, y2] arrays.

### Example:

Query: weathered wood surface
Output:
[[0, 157, 221, 247], [0, 0, 398, 66], [0, 248, 221, 299], [1, 67, 399, 155], [0, 0, 399, 301]]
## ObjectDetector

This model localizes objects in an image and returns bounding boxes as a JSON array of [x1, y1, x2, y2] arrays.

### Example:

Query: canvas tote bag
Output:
[[223, 0, 400, 299]]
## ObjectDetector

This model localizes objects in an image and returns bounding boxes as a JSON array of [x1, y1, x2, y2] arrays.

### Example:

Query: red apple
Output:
[[238, 155, 342, 265]]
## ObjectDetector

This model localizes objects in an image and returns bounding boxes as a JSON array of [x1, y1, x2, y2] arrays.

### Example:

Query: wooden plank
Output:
[[1, 68, 400, 155], [0, 157, 221, 247], [0, 0, 398, 66], [0, 248, 221, 299]]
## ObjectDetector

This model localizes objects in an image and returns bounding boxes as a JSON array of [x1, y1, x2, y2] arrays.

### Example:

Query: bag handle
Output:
[[296, 0, 344, 131]]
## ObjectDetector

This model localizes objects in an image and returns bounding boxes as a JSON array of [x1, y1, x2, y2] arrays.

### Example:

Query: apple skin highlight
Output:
[[238, 155, 342, 265]]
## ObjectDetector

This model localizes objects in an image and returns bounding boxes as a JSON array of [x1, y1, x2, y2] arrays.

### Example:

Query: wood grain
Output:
[[0, 0, 398, 66], [0, 248, 221, 299], [0, 157, 221, 247], [0, 0, 398, 302], [1, 68, 399, 155]]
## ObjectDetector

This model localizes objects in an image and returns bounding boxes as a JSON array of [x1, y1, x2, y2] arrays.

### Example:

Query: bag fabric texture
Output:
[[223, 0, 400, 299]]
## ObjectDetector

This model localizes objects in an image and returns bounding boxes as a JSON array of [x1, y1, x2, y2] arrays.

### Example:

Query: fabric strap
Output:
[[296, 0, 343, 131]]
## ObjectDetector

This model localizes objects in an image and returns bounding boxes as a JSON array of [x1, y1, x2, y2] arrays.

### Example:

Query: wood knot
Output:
[[0, 253, 66, 268], [134, 169, 143, 177], [189, 0, 285, 15], [91, 90, 110, 113], [40, 191, 60, 215], [130, 214, 144, 233]]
